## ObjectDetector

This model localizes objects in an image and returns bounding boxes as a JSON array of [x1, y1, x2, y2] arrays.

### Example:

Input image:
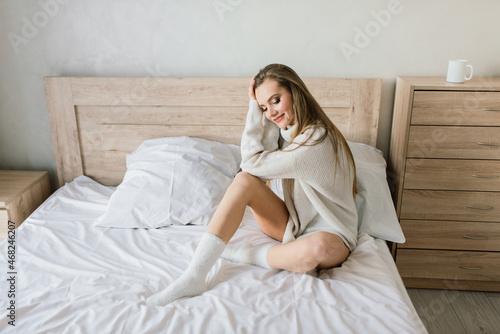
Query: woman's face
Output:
[[255, 78, 295, 129]]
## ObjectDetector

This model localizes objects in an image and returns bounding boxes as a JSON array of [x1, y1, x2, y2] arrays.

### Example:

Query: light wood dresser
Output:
[[0, 170, 51, 241], [389, 76, 500, 291]]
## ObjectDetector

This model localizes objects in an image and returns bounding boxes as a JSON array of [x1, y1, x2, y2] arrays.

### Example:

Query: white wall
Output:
[[1, 0, 499, 188]]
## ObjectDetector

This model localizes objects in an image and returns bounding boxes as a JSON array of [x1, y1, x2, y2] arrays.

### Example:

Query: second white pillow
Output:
[[93, 136, 241, 228]]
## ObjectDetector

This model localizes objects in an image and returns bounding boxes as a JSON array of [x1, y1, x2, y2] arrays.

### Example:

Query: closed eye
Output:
[[261, 99, 280, 112], [260, 95, 281, 112]]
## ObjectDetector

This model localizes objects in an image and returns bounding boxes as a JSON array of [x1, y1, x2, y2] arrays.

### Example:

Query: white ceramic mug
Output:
[[446, 59, 473, 83]]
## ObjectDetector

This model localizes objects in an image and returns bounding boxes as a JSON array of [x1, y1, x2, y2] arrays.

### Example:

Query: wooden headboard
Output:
[[44, 77, 381, 187]]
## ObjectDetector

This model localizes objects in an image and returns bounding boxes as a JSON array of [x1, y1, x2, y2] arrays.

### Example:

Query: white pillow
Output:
[[93, 137, 241, 228], [347, 141, 405, 243]]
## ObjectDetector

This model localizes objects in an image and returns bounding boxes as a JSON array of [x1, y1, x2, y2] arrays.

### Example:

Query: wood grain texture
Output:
[[397, 249, 500, 282], [408, 288, 500, 334], [407, 288, 467, 334], [400, 190, 500, 222], [349, 79, 381, 145], [445, 290, 500, 334], [44, 77, 382, 186], [399, 220, 500, 251], [404, 159, 500, 191], [0, 171, 51, 241], [407, 126, 500, 160], [388, 77, 414, 217], [411, 91, 500, 126], [391, 76, 500, 91], [403, 278, 500, 292], [44, 77, 83, 187], [484, 291, 500, 318]]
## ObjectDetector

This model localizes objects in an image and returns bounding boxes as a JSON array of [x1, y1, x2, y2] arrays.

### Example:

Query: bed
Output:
[[0, 77, 427, 333]]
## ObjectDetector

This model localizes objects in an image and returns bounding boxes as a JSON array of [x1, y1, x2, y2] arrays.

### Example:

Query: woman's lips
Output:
[[273, 114, 284, 123]]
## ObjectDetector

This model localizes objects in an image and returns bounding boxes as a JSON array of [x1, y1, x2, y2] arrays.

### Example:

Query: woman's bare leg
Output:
[[147, 171, 350, 306], [208, 172, 350, 273], [148, 167, 352, 307], [209, 172, 350, 272], [267, 232, 350, 273], [206, 172, 288, 243], [147, 171, 288, 306]]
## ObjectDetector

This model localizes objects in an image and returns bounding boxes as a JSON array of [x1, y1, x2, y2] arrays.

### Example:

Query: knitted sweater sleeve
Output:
[[240, 100, 320, 181]]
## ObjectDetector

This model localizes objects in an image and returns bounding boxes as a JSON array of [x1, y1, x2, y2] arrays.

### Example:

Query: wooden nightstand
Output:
[[389, 76, 500, 292], [0, 171, 51, 241]]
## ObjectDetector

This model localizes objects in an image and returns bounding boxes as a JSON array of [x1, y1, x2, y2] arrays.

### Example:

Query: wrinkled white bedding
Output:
[[0, 176, 426, 333]]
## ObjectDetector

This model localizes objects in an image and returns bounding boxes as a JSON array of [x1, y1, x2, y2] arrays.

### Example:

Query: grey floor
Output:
[[407, 288, 500, 334]]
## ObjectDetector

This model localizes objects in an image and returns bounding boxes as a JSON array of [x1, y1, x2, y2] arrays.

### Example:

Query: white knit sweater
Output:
[[240, 100, 358, 251]]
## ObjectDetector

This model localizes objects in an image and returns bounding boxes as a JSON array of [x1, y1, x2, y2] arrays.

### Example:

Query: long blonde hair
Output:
[[254, 64, 357, 198]]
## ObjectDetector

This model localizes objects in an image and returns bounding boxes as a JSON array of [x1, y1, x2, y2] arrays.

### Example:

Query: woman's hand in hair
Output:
[[249, 75, 257, 100]]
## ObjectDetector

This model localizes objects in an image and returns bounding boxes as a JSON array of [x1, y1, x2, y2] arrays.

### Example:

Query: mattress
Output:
[[0, 176, 427, 333]]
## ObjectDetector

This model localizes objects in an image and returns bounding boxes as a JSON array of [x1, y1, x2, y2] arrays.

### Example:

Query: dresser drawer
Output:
[[399, 220, 500, 251], [397, 249, 500, 282], [407, 126, 500, 159], [400, 190, 500, 222], [404, 159, 500, 191], [411, 91, 500, 126]]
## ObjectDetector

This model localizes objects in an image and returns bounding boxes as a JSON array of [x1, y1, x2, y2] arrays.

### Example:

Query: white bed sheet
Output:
[[0, 176, 427, 334]]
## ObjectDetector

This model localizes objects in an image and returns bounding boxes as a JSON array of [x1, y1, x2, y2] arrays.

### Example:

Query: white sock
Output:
[[146, 232, 225, 306], [221, 242, 273, 269]]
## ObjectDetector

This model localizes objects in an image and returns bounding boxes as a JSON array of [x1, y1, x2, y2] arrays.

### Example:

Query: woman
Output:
[[147, 64, 358, 306]]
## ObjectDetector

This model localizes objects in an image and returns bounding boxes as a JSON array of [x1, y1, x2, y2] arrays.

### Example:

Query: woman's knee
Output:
[[232, 172, 260, 189], [226, 172, 263, 204], [306, 232, 349, 269]]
